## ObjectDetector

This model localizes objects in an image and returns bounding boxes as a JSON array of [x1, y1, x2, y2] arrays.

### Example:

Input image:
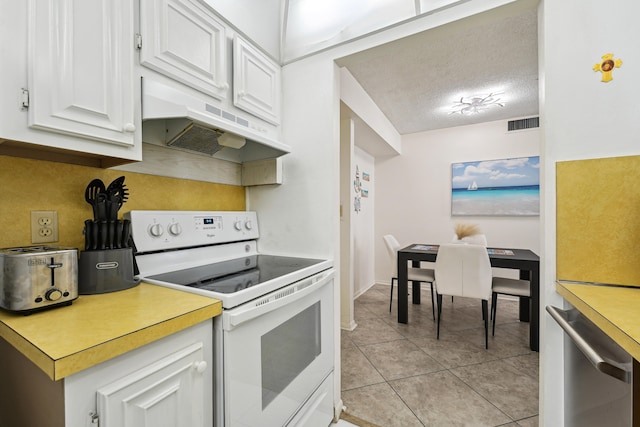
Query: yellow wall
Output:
[[0, 155, 245, 250], [556, 155, 640, 287]]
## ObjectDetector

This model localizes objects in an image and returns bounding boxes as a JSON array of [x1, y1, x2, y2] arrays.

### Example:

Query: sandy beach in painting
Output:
[[452, 186, 540, 216]]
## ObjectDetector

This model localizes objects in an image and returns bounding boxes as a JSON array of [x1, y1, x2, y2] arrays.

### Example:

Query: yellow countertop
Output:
[[0, 283, 221, 381], [556, 281, 640, 361]]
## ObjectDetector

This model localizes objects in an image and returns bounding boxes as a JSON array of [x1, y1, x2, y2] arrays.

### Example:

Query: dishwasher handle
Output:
[[546, 305, 632, 383]]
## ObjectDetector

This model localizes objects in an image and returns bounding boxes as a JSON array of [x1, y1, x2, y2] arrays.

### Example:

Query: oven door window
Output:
[[261, 301, 321, 409], [222, 277, 333, 427]]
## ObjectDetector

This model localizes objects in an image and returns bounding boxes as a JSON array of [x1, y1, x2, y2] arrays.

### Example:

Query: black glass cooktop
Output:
[[148, 255, 324, 294]]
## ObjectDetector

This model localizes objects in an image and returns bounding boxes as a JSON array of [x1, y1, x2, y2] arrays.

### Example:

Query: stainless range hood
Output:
[[141, 79, 290, 163]]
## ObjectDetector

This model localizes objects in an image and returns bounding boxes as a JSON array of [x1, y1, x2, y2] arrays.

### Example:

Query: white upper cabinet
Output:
[[28, 0, 137, 148], [139, 0, 229, 100], [233, 35, 282, 125]]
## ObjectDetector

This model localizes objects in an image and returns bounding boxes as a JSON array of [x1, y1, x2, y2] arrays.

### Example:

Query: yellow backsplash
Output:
[[0, 155, 245, 250], [557, 155, 640, 287]]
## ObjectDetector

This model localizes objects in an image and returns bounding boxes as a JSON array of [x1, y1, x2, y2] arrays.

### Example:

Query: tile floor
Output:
[[341, 284, 539, 427]]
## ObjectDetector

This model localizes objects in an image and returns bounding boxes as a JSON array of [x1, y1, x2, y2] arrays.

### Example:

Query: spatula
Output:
[[84, 179, 106, 220]]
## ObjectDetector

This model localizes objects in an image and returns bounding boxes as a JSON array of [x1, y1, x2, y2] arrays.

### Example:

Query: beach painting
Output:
[[451, 156, 540, 216]]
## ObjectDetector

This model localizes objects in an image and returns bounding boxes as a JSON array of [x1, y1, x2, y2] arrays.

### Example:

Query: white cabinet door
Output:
[[139, 0, 228, 100], [97, 342, 208, 427], [28, 0, 137, 147], [233, 35, 282, 125]]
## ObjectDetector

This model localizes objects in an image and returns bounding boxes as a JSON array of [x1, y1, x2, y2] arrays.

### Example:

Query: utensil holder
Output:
[[79, 248, 139, 294]]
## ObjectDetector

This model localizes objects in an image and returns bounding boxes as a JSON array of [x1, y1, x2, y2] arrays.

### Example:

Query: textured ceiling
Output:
[[336, 2, 539, 135]]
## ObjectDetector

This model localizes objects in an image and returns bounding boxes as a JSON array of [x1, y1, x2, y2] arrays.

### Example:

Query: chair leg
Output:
[[482, 299, 489, 349], [436, 293, 443, 339], [389, 277, 396, 312], [491, 292, 498, 336], [430, 282, 435, 321]]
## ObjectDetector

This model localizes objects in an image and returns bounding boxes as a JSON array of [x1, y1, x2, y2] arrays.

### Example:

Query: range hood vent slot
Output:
[[508, 117, 539, 131]]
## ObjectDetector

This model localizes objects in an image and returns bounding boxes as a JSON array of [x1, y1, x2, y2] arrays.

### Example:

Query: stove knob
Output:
[[149, 223, 164, 237], [234, 220, 243, 231], [168, 223, 182, 236], [45, 288, 63, 301], [245, 220, 253, 230]]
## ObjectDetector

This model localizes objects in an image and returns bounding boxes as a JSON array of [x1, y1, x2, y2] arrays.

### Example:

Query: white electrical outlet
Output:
[[31, 210, 59, 244]]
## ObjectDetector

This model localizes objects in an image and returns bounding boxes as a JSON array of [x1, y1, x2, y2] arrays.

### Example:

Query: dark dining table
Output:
[[397, 244, 540, 352]]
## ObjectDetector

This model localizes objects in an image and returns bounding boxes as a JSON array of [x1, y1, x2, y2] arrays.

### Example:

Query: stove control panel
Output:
[[125, 211, 259, 253]]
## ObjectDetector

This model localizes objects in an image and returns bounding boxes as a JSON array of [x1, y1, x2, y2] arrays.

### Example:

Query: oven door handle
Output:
[[546, 305, 632, 383], [224, 269, 334, 329]]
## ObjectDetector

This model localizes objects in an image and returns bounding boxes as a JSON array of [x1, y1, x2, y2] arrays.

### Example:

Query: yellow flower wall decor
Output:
[[593, 53, 622, 82]]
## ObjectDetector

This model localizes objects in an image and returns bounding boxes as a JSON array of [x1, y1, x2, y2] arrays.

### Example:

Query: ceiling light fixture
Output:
[[450, 92, 505, 115]]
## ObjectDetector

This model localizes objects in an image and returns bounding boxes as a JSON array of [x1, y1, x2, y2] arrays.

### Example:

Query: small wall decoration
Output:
[[354, 165, 362, 213], [363, 172, 370, 182], [451, 156, 540, 216], [593, 53, 622, 82]]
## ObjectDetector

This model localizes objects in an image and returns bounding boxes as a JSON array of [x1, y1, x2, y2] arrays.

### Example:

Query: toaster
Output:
[[0, 246, 79, 313]]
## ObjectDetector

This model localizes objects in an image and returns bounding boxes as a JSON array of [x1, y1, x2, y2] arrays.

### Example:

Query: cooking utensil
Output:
[[108, 194, 122, 221], [95, 193, 108, 221], [84, 179, 106, 220], [107, 176, 129, 204], [106, 176, 125, 193]]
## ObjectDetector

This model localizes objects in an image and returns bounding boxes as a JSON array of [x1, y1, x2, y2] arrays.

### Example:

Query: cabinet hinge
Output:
[[135, 33, 142, 50], [89, 411, 99, 426], [21, 88, 29, 109]]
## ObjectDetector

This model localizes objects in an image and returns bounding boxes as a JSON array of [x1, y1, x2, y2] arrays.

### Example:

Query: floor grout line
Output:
[[341, 284, 539, 427]]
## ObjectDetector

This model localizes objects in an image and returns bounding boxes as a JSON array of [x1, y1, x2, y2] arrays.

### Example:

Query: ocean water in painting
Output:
[[452, 185, 540, 216]]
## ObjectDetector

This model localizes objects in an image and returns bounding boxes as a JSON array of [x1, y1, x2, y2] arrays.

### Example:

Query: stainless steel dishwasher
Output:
[[547, 305, 632, 426]]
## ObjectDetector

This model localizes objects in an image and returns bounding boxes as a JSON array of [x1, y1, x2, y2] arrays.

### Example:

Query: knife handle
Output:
[[84, 220, 93, 251], [115, 220, 123, 249], [91, 220, 99, 250], [121, 219, 131, 248], [107, 220, 115, 250], [99, 221, 107, 250]]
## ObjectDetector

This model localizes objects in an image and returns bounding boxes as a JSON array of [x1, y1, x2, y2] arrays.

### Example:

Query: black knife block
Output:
[[78, 248, 139, 294]]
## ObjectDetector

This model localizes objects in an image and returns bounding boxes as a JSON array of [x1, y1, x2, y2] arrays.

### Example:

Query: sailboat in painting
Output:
[[467, 181, 478, 190]]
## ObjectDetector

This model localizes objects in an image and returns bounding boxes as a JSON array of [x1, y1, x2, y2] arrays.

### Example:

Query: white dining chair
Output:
[[435, 242, 492, 349], [383, 234, 436, 320], [491, 276, 531, 336], [448, 233, 488, 305]]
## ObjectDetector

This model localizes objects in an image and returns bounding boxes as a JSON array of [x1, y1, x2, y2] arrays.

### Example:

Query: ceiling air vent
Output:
[[508, 117, 539, 131]]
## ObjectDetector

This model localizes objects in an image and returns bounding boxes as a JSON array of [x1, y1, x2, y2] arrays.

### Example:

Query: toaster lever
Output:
[[47, 259, 63, 287]]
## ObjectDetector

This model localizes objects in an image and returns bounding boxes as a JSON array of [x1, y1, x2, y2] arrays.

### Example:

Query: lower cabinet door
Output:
[[97, 342, 208, 427]]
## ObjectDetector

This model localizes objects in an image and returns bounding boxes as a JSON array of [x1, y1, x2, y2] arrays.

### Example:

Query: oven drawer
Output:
[[286, 371, 334, 427]]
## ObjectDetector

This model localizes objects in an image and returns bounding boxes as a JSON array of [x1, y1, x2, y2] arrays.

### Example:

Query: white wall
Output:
[[540, 0, 640, 424], [340, 118, 356, 331], [353, 146, 376, 296], [375, 119, 540, 284]]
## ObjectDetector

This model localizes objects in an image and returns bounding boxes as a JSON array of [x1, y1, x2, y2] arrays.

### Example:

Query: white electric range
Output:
[[126, 210, 335, 427]]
